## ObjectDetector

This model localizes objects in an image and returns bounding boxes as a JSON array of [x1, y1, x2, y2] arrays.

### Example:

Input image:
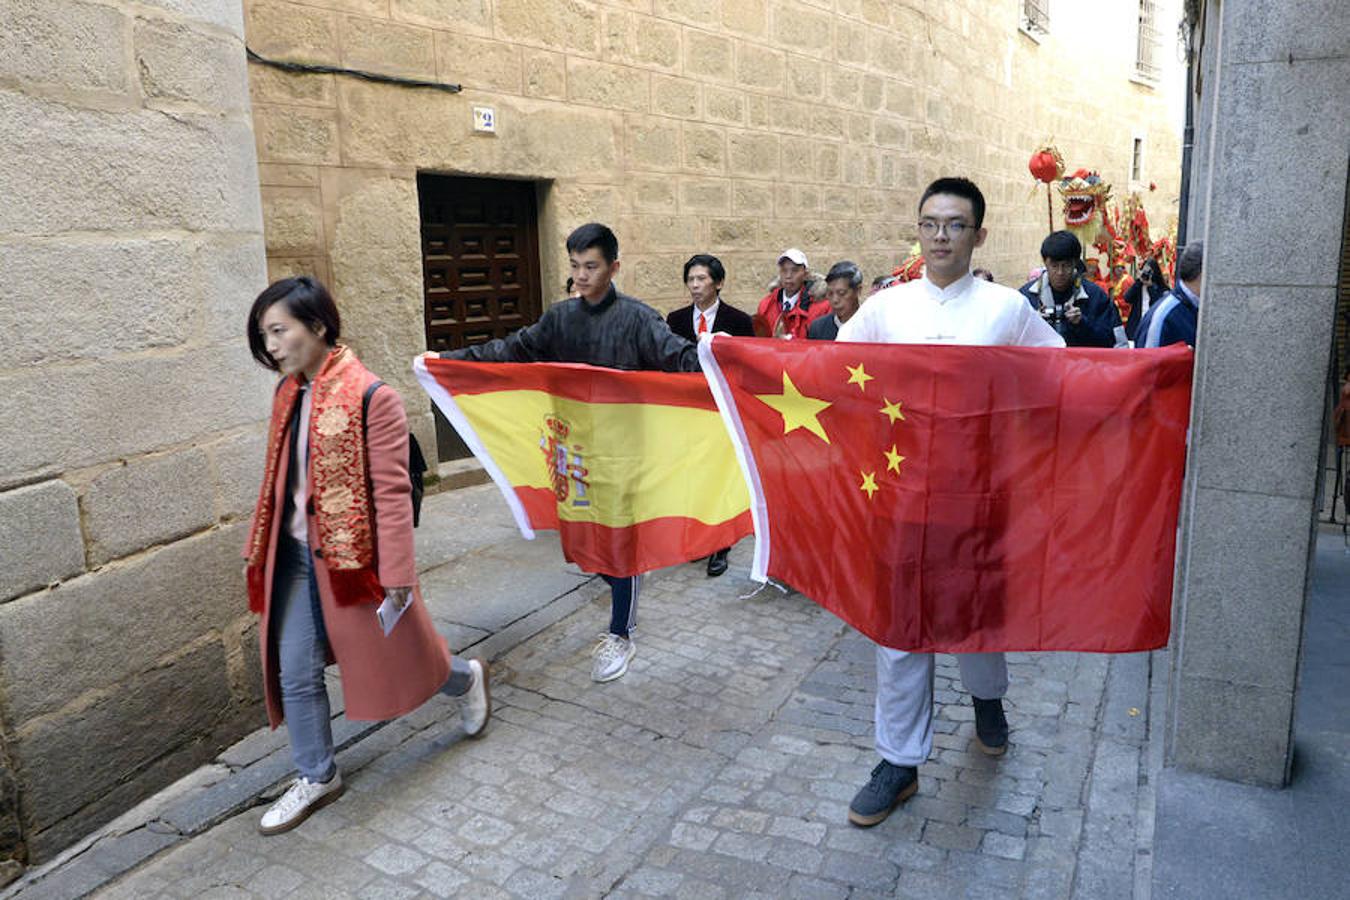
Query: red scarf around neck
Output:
[[245, 345, 382, 612]]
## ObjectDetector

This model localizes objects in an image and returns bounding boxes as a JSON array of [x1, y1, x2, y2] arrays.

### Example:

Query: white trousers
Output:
[[874, 646, 1009, 767]]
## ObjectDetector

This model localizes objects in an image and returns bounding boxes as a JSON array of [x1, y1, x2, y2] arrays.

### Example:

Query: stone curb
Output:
[[1, 576, 601, 900]]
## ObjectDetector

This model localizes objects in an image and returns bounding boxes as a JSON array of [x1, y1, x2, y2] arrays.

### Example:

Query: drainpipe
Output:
[[1176, 12, 1198, 245]]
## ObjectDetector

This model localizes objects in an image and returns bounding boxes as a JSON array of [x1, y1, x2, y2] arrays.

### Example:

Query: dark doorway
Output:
[[417, 174, 544, 462]]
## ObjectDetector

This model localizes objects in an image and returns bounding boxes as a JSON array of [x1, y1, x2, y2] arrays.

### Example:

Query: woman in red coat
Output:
[[243, 277, 490, 835]]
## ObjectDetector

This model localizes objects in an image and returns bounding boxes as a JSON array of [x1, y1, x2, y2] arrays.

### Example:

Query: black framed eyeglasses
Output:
[[917, 219, 973, 238]]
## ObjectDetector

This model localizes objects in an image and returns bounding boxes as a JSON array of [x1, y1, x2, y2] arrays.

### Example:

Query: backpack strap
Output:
[[361, 381, 427, 527], [362, 380, 384, 423]]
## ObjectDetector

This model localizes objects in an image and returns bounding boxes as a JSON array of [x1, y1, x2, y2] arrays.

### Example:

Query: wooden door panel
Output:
[[417, 175, 543, 460]]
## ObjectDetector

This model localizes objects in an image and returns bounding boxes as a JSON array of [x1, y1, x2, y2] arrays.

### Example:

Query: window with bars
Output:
[[1131, 137, 1145, 181], [1021, 0, 1050, 34], [1136, 0, 1162, 80]]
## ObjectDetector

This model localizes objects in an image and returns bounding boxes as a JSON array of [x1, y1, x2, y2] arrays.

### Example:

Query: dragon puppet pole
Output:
[[1046, 185, 1054, 232]]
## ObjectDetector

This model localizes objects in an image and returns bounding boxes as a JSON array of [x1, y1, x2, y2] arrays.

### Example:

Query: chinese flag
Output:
[[415, 357, 752, 576], [699, 337, 1193, 653]]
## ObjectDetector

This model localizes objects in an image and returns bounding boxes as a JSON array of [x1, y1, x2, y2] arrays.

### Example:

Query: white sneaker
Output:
[[591, 633, 635, 683], [259, 771, 344, 835], [462, 659, 491, 737]]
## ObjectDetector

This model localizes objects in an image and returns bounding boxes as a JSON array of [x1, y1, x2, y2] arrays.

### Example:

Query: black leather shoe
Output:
[[973, 696, 1009, 756], [706, 547, 730, 577], [847, 760, 917, 827]]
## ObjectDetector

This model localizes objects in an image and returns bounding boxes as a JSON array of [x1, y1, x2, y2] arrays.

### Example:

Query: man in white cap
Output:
[[755, 247, 831, 340]]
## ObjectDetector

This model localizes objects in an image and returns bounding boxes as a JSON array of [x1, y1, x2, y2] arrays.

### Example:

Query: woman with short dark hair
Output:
[[243, 276, 490, 835]]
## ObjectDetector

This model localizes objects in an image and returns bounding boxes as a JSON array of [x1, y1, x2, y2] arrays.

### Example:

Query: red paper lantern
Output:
[[1028, 145, 1064, 184]]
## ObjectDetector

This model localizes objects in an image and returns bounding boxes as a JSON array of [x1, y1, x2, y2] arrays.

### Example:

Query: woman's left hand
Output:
[[385, 586, 412, 610]]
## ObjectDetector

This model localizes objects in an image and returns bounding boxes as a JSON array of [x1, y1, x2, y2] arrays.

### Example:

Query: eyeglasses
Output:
[[917, 219, 973, 239]]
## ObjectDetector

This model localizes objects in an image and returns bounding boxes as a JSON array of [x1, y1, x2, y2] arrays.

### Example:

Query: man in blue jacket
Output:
[[1019, 231, 1126, 347], [1136, 242, 1202, 348]]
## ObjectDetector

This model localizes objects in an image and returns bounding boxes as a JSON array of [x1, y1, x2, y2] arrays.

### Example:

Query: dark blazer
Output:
[[666, 300, 756, 341], [807, 315, 840, 341]]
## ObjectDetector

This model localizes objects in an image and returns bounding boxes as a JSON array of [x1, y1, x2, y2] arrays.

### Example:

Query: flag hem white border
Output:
[[697, 335, 770, 582], [413, 356, 536, 540]]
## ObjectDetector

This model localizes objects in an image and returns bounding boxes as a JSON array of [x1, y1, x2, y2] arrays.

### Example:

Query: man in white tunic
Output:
[[838, 177, 1064, 827]]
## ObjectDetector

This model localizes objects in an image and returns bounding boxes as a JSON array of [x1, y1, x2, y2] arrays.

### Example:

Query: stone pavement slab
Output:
[[1151, 528, 1350, 900], [2, 485, 603, 900], [55, 526, 1161, 900]]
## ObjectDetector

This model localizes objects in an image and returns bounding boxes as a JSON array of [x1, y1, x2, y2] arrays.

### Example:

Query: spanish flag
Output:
[[699, 337, 1194, 653], [415, 357, 752, 576]]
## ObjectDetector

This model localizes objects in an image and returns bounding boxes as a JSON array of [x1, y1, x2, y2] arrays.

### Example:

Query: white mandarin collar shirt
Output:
[[838, 272, 1065, 348]]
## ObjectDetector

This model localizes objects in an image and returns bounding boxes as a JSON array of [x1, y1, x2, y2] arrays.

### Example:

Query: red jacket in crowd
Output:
[[755, 286, 832, 340]]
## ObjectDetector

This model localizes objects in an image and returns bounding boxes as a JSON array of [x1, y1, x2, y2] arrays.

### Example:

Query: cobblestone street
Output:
[[87, 536, 1155, 900]]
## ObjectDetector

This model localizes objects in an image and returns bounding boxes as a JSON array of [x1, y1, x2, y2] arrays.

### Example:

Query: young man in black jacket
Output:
[[1018, 231, 1126, 348], [435, 223, 698, 682]]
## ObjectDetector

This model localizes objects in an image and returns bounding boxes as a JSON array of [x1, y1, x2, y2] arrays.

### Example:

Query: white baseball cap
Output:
[[777, 248, 808, 267]]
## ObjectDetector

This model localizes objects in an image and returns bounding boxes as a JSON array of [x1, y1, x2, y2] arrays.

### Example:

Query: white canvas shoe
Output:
[[259, 771, 344, 835], [590, 633, 635, 683], [462, 659, 491, 737]]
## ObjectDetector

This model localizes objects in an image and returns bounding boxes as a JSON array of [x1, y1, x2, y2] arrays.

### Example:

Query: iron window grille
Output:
[[1022, 0, 1050, 35], [1136, 0, 1163, 80]]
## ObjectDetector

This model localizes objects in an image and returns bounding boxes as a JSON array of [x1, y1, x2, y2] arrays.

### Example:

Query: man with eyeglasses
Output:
[[837, 177, 1064, 828], [1019, 231, 1127, 347]]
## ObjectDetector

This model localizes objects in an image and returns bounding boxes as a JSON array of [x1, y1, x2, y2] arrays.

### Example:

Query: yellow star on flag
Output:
[[845, 363, 873, 392], [884, 445, 906, 474], [756, 371, 832, 444], [880, 397, 906, 424], [859, 471, 879, 499]]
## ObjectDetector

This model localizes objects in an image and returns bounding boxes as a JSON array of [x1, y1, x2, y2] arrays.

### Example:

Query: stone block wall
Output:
[[1165, 0, 1350, 786], [245, 0, 1186, 458], [0, 0, 269, 866]]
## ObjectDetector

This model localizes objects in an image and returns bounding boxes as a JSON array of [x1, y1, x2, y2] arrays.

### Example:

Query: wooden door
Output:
[[417, 175, 543, 461]]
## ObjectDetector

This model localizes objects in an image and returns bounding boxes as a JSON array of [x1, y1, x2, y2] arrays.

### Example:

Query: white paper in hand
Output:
[[375, 592, 411, 636]]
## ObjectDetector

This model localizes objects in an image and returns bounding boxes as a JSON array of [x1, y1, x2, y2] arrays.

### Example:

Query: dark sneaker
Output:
[[706, 547, 730, 577], [847, 760, 918, 827], [973, 696, 1009, 756]]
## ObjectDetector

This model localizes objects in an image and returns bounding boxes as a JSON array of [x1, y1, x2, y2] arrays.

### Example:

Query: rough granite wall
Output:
[[245, 0, 1186, 458], [1166, 0, 1350, 786], [0, 0, 269, 866]]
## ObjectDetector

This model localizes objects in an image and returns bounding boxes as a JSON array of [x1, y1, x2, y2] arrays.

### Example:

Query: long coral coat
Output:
[[252, 371, 451, 728]]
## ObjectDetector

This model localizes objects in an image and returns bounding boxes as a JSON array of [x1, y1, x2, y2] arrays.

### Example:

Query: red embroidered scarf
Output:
[[245, 345, 382, 612]]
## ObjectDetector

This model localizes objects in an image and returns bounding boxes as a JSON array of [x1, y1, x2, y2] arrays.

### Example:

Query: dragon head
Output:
[[1057, 169, 1111, 245]]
